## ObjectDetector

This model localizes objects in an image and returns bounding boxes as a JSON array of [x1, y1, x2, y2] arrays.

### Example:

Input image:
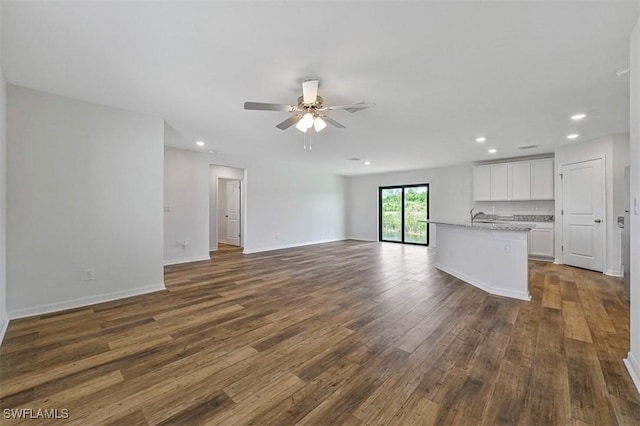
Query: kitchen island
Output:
[[428, 220, 532, 301]]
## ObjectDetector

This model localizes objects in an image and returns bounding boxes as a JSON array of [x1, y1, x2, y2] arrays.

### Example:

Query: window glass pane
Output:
[[381, 188, 402, 242], [404, 186, 428, 244]]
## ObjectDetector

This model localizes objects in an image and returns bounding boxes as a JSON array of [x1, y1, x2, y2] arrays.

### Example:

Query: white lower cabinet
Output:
[[512, 222, 555, 259], [529, 228, 554, 258]]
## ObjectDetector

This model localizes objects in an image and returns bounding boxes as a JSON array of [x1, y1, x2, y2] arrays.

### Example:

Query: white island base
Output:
[[432, 222, 530, 301]]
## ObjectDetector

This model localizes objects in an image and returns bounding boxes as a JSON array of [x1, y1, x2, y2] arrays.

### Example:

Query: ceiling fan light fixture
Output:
[[297, 112, 314, 132], [313, 116, 327, 132]]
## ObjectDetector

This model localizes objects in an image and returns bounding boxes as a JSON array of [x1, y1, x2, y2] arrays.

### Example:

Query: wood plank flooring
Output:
[[1, 240, 638, 424]]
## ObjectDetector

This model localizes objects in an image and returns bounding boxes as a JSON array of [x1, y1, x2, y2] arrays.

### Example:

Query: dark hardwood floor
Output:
[[1, 240, 638, 424]]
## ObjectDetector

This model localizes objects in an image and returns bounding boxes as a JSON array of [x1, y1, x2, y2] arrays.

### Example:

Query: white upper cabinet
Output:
[[530, 159, 554, 200], [473, 158, 554, 201], [490, 164, 509, 200], [509, 162, 531, 200], [473, 166, 491, 201]]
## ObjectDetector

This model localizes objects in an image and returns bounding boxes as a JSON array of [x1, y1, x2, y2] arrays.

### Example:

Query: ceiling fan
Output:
[[243, 79, 375, 133]]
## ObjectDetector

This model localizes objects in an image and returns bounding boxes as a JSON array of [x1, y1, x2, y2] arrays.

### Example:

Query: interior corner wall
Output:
[[7, 85, 165, 318], [0, 0, 8, 342], [554, 136, 623, 275], [347, 164, 473, 245], [625, 13, 640, 394], [164, 146, 211, 265]]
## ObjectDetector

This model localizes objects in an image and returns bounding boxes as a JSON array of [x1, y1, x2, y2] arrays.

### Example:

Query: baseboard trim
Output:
[[164, 255, 211, 266], [604, 268, 623, 278], [243, 238, 346, 254], [624, 352, 640, 394], [0, 312, 9, 345], [346, 237, 378, 242], [7, 283, 167, 320], [434, 262, 531, 301]]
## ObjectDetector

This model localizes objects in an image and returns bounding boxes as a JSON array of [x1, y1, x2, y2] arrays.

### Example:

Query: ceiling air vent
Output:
[[518, 145, 538, 150], [347, 158, 361, 161]]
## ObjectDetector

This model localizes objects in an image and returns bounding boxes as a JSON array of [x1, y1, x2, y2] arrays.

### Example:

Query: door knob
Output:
[[225, 215, 228, 218], [594, 219, 602, 223]]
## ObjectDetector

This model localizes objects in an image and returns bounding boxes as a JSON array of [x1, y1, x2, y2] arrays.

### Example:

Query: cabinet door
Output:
[[509, 162, 531, 200], [490, 164, 508, 200], [531, 159, 554, 200], [530, 228, 554, 257], [473, 166, 491, 201]]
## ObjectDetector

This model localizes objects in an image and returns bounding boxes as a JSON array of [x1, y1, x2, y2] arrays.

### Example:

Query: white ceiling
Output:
[[2, 1, 638, 176]]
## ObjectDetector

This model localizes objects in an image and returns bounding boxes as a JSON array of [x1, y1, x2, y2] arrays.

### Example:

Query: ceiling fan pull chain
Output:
[[309, 128, 312, 151]]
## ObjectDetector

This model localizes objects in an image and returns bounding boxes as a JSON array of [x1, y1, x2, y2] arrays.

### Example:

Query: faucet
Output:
[[470, 208, 483, 224]]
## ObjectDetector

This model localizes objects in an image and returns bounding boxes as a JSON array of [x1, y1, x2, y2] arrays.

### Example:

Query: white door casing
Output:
[[561, 158, 605, 272], [226, 180, 240, 246]]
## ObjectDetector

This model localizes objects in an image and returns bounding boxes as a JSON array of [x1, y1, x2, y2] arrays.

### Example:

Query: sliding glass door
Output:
[[379, 184, 429, 245]]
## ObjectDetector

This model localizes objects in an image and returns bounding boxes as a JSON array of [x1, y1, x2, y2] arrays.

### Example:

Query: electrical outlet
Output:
[[502, 243, 510, 252], [83, 269, 94, 281]]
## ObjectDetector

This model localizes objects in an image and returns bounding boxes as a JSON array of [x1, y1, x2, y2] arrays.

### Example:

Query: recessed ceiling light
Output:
[[488, 148, 497, 154], [571, 113, 587, 121], [476, 137, 486, 143], [196, 141, 205, 146], [567, 134, 579, 140], [208, 150, 216, 154], [364, 161, 371, 166]]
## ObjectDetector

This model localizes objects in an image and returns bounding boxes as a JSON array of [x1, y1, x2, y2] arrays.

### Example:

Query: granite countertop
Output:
[[474, 213, 554, 223], [426, 219, 532, 232]]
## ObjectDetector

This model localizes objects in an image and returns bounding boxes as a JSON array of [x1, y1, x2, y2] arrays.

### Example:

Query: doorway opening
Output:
[[210, 165, 246, 252], [379, 184, 429, 245]]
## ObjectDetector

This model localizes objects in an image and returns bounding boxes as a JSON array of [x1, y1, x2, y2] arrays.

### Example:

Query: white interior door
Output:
[[561, 159, 604, 272], [225, 180, 240, 246]]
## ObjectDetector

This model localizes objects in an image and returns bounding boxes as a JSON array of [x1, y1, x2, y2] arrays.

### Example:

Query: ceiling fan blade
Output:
[[323, 100, 376, 113], [302, 80, 319, 104], [322, 116, 346, 129], [244, 101, 295, 112], [275, 115, 301, 130]]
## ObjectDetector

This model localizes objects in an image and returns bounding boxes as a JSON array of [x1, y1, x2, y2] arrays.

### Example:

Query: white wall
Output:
[[164, 145, 211, 265], [0, 0, 7, 341], [7, 86, 165, 318], [554, 135, 628, 276], [613, 134, 631, 274], [162, 144, 347, 256], [625, 14, 640, 394], [210, 165, 244, 250], [347, 164, 473, 245], [243, 162, 347, 253]]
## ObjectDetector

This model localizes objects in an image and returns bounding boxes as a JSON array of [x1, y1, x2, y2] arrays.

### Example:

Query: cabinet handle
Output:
[[594, 219, 602, 223]]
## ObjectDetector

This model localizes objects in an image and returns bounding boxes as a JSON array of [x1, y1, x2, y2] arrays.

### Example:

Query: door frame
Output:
[[378, 183, 430, 246], [210, 165, 247, 252], [558, 156, 606, 270]]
